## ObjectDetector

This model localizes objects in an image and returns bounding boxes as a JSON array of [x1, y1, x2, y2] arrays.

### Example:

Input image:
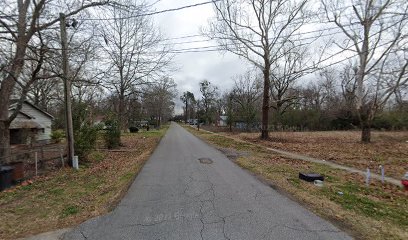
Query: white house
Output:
[[8, 101, 54, 145], [217, 116, 228, 127]]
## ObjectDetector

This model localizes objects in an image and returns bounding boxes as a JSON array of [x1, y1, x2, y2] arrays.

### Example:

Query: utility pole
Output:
[[228, 94, 233, 132], [60, 13, 75, 167], [196, 100, 200, 131]]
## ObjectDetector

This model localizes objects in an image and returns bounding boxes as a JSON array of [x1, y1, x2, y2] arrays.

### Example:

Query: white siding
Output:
[[20, 103, 53, 141], [14, 112, 30, 120]]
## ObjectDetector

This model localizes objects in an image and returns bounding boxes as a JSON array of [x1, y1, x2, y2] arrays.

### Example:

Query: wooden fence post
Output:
[[35, 152, 38, 176], [60, 148, 64, 168]]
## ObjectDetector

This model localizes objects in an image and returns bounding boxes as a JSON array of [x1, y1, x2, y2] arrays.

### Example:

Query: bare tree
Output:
[[143, 77, 177, 127], [230, 71, 262, 131], [206, 0, 311, 139], [270, 43, 310, 123], [298, 68, 343, 117], [28, 19, 102, 112], [180, 91, 195, 124], [98, 0, 172, 130], [199, 79, 219, 125], [0, 0, 110, 163], [393, 83, 408, 111], [322, 0, 408, 142]]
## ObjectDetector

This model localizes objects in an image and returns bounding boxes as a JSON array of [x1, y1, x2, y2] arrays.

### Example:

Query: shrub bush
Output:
[[129, 126, 139, 133], [71, 101, 101, 159], [51, 129, 65, 143], [104, 116, 121, 149], [74, 125, 100, 159]]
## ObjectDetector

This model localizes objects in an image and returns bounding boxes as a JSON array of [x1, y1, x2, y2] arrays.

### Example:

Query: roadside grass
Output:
[[237, 130, 407, 179], [0, 125, 168, 240], [185, 126, 408, 240], [120, 127, 169, 138]]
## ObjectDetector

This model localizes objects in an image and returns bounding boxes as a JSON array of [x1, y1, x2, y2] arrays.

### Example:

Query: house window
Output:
[[10, 129, 24, 145]]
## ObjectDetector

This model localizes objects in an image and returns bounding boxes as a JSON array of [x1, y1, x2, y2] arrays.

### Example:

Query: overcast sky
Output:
[[150, 0, 251, 114], [147, 0, 360, 114]]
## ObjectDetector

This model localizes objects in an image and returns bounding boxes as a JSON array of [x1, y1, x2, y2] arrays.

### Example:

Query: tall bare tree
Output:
[[0, 0, 110, 163], [322, 0, 408, 142], [199, 79, 219, 125], [206, 0, 310, 139], [98, 0, 172, 130], [143, 77, 177, 127], [180, 91, 195, 124], [28, 19, 102, 113], [270, 43, 310, 123], [230, 71, 262, 131]]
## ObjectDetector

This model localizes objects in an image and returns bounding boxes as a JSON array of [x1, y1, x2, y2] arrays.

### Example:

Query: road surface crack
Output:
[[282, 224, 342, 233], [121, 219, 168, 229], [79, 230, 88, 239]]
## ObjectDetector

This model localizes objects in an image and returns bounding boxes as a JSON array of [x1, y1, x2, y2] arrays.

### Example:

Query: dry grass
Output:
[[222, 130, 408, 179], [0, 127, 168, 240], [187, 126, 408, 240]]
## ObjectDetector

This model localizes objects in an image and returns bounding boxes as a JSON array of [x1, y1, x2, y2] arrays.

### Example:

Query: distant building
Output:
[[93, 115, 105, 125], [187, 119, 198, 125], [217, 116, 228, 127], [8, 101, 54, 145]]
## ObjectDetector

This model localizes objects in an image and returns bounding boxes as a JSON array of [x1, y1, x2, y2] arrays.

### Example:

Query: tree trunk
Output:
[[185, 101, 188, 124], [357, 103, 374, 143], [118, 94, 126, 131], [361, 124, 371, 143], [157, 112, 161, 128], [0, 120, 11, 165], [245, 113, 251, 132], [0, 36, 29, 165], [261, 64, 270, 139]]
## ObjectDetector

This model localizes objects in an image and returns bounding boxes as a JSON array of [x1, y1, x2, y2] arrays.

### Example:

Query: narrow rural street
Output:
[[63, 123, 351, 240]]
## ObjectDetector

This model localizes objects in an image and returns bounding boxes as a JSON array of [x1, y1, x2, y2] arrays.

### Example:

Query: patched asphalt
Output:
[[63, 123, 352, 240]]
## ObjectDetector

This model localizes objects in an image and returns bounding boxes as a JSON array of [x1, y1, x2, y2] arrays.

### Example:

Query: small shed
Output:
[[8, 101, 54, 145]]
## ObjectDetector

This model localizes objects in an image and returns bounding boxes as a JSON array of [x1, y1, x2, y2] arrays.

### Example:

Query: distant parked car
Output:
[[188, 119, 198, 125], [129, 126, 139, 133]]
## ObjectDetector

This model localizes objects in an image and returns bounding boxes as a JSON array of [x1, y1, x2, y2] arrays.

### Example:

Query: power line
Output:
[[75, 15, 373, 49], [162, 12, 405, 52], [164, 25, 344, 46], [0, 0, 218, 24], [41, 20, 398, 55], [37, 26, 343, 53], [169, 26, 402, 62], [79, 0, 220, 21], [27, 13, 404, 59], [88, 11, 399, 46], [168, 29, 344, 52]]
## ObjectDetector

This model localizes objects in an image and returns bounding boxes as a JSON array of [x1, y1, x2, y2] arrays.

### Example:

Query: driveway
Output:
[[63, 123, 351, 240]]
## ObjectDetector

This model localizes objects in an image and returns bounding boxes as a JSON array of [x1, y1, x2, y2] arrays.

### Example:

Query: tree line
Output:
[[1, 0, 408, 164], [181, 67, 407, 134], [0, 0, 176, 163], [201, 0, 408, 142]]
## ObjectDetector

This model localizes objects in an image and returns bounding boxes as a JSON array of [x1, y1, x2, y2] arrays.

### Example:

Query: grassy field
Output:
[[0, 126, 168, 240], [241, 131, 408, 179], [186, 126, 408, 240], [203, 127, 408, 180]]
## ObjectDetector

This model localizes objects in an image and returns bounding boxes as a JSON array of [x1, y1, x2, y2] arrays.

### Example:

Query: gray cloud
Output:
[[151, 0, 250, 113]]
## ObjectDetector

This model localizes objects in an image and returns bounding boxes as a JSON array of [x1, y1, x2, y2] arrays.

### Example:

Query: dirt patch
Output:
[[198, 158, 213, 164], [217, 147, 249, 161]]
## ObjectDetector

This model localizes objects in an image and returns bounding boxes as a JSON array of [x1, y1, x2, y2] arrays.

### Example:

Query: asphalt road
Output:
[[63, 123, 352, 240]]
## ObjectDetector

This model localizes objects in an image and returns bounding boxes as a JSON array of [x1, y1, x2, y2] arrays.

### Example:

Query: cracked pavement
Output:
[[63, 123, 352, 240]]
